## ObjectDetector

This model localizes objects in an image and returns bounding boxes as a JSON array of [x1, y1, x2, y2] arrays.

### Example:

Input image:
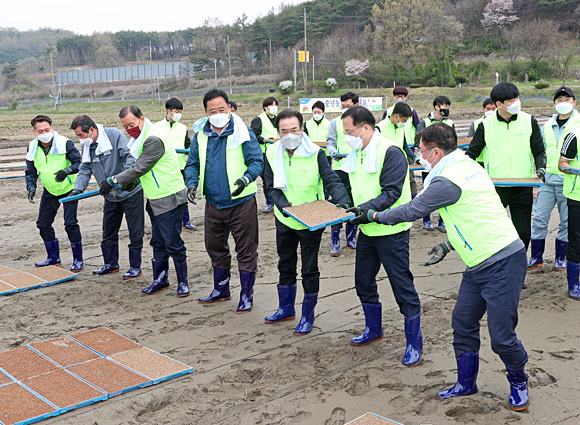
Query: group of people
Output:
[[23, 82, 580, 413]]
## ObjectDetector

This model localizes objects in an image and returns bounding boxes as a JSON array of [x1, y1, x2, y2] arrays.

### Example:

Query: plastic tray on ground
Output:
[[25, 266, 77, 287], [0, 266, 77, 297], [562, 167, 580, 175], [282, 200, 355, 231], [0, 347, 59, 381], [492, 178, 544, 187], [408, 164, 425, 171], [0, 172, 25, 180], [346, 412, 403, 425], [70, 327, 141, 357], [0, 382, 58, 425], [29, 336, 101, 368]]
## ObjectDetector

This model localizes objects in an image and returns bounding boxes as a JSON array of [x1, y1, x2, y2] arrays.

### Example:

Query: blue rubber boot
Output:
[[123, 248, 142, 279], [173, 259, 190, 298], [294, 293, 318, 336], [437, 353, 479, 399], [402, 313, 423, 367], [70, 242, 84, 272], [199, 268, 231, 303], [527, 239, 545, 269], [567, 261, 580, 299], [346, 224, 357, 249], [350, 303, 384, 346], [330, 227, 341, 257], [93, 244, 120, 275], [265, 284, 297, 323], [507, 368, 529, 411], [263, 193, 274, 213], [35, 239, 61, 267], [142, 258, 170, 294], [555, 239, 567, 271], [237, 271, 255, 313], [423, 216, 434, 231], [182, 205, 197, 231], [437, 217, 446, 233]]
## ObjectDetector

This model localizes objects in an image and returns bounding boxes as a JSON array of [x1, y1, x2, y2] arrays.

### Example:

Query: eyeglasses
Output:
[[343, 125, 364, 137], [420, 148, 435, 159], [279, 127, 301, 136]]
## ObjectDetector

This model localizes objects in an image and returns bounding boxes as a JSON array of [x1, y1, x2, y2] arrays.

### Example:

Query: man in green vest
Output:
[[558, 115, 580, 299], [528, 87, 578, 272], [100, 105, 190, 297], [263, 109, 350, 335], [340, 106, 422, 368], [416, 95, 455, 232], [466, 82, 546, 265], [467, 98, 496, 138], [156, 97, 196, 231], [251, 96, 279, 213], [303, 100, 331, 165], [25, 114, 83, 272], [185, 89, 264, 313], [326, 92, 359, 256], [382, 86, 420, 151], [351, 123, 530, 411]]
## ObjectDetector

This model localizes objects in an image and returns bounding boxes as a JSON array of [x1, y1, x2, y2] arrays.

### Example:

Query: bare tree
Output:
[[552, 33, 579, 85], [505, 18, 558, 63]]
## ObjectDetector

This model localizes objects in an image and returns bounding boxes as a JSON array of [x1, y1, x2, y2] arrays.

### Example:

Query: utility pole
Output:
[[269, 38, 272, 74], [214, 59, 217, 88], [312, 55, 314, 83], [227, 35, 233, 95], [293, 50, 297, 88], [49, 52, 56, 97], [303, 7, 307, 90], [149, 40, 154, 102]]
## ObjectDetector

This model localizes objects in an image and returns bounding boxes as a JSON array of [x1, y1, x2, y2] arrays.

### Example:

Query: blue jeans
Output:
[[452, 248, 528, 370], [531, 175, 568, 241]]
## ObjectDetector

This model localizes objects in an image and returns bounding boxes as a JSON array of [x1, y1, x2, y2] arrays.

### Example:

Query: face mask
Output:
[[394, 98, 405, 103], [79, 130, 93, 147], [555, 102, 574, 115], [268, 105, 278, 115], [484, 110, 495, 118], [439, 108, 450, 118], [396, 118, 406, 128], [419, 149, 435, 173], [208, 113, 230, 128], [345, 127, 364, 150], [281, 133, 302, 150], [171, 113, 182, 122], [313, 114, 324, 121], [37, 131, 54, 143], [126, 126, 141, 139], [503, 100, 521, 115]]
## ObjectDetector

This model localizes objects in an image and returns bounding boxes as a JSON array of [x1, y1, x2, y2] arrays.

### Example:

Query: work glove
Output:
[[281, 202, 292, 217], [337, 203, 351, 210], [68, 189, 82, 197], [537, 168, 546, 182], [346, 207, 376, 225], [414, 157, 421, 165], [187, 186, 196, 204], [424, 242, 450, 266], [27, 188, 36, 204], [122, 179, 139, 192], [99, 177, 115, 196], [54, 169, 69, 183], [231, 176, 249, 197]]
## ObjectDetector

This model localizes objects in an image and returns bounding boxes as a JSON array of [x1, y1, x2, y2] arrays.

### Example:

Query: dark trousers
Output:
[[275, 218, 324, 294], [102, 191, 144, 249], [496, 187, 533, 250], [567, 201, 580, 263], [146, 201, 186, 262], [331, 169, 354, 229], [452, 248, 528, 370], [205, 196, 259, 272], [354, 230, 420, 317], [37, 189, 81, 243]]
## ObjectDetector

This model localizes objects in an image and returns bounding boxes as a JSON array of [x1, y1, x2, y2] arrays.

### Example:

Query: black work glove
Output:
[[346, 207, 376, 225], [54, 169, 69, 183], [537, 168, 546, 182], [187, 186, 196, 204], [99, 176, 115, 196], [68, 189, 82, 197], [122, 179, 139, 192], [231, 177, 249, 197], [424, 242, 450, 266], [337, 203, 351, 210], [27, 188, 36, 204]]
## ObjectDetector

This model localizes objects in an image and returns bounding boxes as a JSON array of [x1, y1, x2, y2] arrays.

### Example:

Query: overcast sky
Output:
[[0, 0, 308, 34]]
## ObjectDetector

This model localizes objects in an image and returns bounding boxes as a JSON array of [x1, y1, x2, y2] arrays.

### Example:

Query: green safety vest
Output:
[[559, 122, 580, 201], [136, 124, 185, 200], [546, 110, 580, 176], [305, 117, 330, 156], [29, 135, 76, 196], [423, 116, 454, 128], [472, 116, 485, 163], [438, 158, 520, 267], [156, 119, 188, 170], [482, 112, 533, 179], [258, 112, 279, 154], [387, 104, 416, 146], [349, 134, 412, 236], [376, 117, 405, 150], [197, 131, 257, 200], [334, 118, 351, 167], [265, 142, 324, 230]]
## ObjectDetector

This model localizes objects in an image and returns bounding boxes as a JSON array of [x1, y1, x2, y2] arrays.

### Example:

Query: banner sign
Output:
[[299, 97, 384, 114]]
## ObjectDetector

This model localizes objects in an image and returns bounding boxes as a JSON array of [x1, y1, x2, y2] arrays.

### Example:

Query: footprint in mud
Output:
[[342, 374, 371, 396], [324, 407, 346, 425], [527, 366, 557, 387], [548, 350, 576, 361], [444, 399, 504, 421]]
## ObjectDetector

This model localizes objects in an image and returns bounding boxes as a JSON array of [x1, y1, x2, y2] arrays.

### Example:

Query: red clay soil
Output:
[[26, 266, 75, 282], [30, 336, 100, 367], [0, 265, 18, 276], [0, 347, 58, 380], [71, 327, 141, 356], [348, 413, 398, 424], [111, 347, 190, 380], [0, 383, 56, 425], [67, 358, 148, 394], [284, 200, 352, 228], [0, 272, 46, 289], [23, 369, 105, 409]]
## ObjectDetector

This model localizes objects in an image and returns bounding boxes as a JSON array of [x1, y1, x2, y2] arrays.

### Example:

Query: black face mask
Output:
[[439, 108, 450, 118]]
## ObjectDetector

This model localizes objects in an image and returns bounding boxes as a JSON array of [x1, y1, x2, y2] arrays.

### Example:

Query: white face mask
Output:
[[345, 127, 364, 150], [555, 102, 574, 116], [171, 112, 182, 122], [394, 98, 405, 103], [419, 148, 435, 173], [313, 114, 324, 121], [79, 130, 94, 147], [208, 113, 230, 129], [395, 118, 406, 128], [268, 105, 278, 115], [281, 133, 302, 150], [37, 131, 54, 143], [484, 110, 495, 118], [503, 99, 521, 115]]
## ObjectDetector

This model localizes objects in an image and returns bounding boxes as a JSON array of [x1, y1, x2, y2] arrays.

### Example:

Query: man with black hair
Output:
[[304, 100, 331, 163], [326, 92, 360, 256], [251, 96, 279, 213], [25, 114, 83, 272], [466, 82, 546, 262], [228, 100, 238, 113], [185, 89, 263, 313], [156, 97, 196, 231], [103, 105, 189, 297], [263, 109, 350, 335], [382, 86, 421, 147], [68, 115, 144, 279], [351, 123, 530, 411], [467, 98, 496, 138], [339, 106, 422, 368]]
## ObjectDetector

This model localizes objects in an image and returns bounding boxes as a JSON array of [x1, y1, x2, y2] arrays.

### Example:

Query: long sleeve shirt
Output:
[[325, 118, 339, 156], [251, 114, 276, 145], [25, 139, 81, 191]]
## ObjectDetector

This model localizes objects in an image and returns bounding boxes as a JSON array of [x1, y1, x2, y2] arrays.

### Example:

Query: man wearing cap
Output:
[[528, 87, 578, 272], [25, 114, 83, 272]]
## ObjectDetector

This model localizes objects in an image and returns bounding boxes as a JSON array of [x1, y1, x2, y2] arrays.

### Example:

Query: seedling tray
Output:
[[283, 200, 355, 231], [0, 172, 25, 180], [346, 412, 403, 425], [0, 266, 77, 297], [492, 178, 544, 187]]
